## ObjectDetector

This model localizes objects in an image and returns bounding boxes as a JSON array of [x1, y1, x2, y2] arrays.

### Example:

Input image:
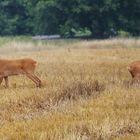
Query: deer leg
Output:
[[26, 73, 41, 87], [0, 77, 3, 86], [128, 69, 134, 78], [4, 76, 9, 88], [32, 74, 42, 87], [131, 75, 140, 86]]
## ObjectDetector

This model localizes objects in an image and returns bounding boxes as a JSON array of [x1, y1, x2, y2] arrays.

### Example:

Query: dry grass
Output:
[[0, 38, 140, 140]]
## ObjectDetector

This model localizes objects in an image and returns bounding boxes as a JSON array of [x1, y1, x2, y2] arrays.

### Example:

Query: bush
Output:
[[118, 30, 132, 38], [56, 80, 106, 101]]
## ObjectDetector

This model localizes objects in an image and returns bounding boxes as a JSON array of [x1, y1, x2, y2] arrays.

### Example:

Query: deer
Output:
[[0, 58, 41, 88], [128, 60, 140, 85]]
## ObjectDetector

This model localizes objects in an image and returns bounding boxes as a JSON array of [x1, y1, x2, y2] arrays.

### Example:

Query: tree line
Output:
[[0, 0, 139, 38]]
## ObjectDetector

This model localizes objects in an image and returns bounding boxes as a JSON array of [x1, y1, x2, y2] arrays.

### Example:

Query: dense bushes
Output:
[[0, 0, 139, 38]]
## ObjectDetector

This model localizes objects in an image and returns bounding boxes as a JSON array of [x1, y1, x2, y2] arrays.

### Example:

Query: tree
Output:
[[0, 0, 139, 37], [117, 0, 140, 36], [0, 0, 33, 35]]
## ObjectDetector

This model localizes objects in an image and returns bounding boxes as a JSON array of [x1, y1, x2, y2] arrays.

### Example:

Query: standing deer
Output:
[[128, 60, 140, 84], [0, 58, 41, 88]]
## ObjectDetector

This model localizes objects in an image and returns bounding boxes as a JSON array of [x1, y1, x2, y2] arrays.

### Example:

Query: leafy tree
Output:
[[0, 0, 139, 37], [0, 0, 32, 35], [117, 0, 140, 36]]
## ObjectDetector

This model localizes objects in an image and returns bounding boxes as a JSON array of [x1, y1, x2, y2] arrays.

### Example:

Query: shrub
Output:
[[118, 30, 132, 38], [57, 80, 106, 101]]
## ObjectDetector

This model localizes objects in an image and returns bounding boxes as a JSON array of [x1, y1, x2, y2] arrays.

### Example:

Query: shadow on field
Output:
[[0, 84, 44, 90]]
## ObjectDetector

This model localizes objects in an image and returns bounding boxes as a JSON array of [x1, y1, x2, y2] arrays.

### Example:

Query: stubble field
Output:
[[0, 37, 140, 140]]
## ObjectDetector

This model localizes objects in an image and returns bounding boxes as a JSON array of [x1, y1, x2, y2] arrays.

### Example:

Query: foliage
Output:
[[0, 0, 139, 37], [118, 30, 132, 38]]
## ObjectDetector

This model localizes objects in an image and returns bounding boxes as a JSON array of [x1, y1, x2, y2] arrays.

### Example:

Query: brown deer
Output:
[[0, 58, 41, 88], [128, 60, 140, 84]]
